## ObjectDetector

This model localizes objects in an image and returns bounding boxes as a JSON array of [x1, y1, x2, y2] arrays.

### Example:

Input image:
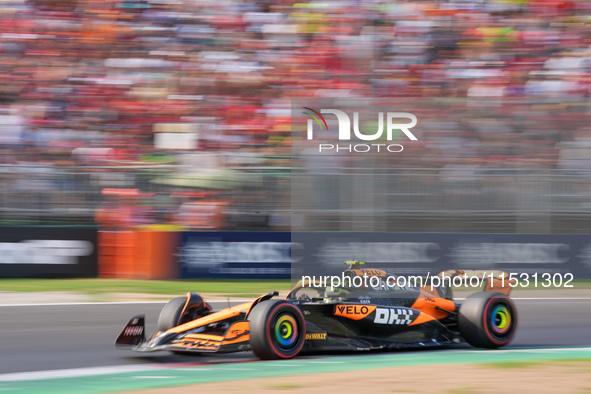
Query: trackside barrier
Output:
[[98, 230, 179, 279], [292, 232, 591, 279], [178, 231, 292, 279], [0, 227, 98, 278], [96, 231, 591, 280]]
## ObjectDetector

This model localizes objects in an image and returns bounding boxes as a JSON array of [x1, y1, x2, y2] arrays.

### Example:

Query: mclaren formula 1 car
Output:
[[116, 261, 518, 359]]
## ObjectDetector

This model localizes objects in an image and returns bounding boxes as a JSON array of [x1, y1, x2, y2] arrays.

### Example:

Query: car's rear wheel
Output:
[[157, 293, 210, 332], [458, 291, 517, 348], [248, 300, 306, 359]]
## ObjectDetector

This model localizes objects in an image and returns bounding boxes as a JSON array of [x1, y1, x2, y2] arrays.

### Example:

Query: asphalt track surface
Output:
[[1, 298, 591, 375]]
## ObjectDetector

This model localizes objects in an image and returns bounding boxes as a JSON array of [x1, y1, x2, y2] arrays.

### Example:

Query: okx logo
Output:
[[303, 108, 418, 153]]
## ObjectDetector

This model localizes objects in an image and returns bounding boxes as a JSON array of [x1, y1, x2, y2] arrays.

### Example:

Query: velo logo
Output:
[[303, 108, 418, 153]]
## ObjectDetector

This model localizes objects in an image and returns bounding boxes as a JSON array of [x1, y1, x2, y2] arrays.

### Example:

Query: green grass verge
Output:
[[450, 279, 591, 291], [484, 358, 591, 369], [0, 278, 291, 296], [0, 278, 589, 297]]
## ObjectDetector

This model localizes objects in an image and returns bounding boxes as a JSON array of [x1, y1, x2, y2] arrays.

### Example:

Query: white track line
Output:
[[1, 347, 590, 383], [0, 301, 167, 307], [0, 300, 243, 307], [0, 365, 162, 382]]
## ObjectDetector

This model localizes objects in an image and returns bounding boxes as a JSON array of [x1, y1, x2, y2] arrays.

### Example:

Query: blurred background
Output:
[[0, 0, 591, 233]]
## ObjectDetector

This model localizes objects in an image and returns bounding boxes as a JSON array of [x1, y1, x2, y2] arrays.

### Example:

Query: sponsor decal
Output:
[[374, 307, 415, 325], [226, 322, 250, 338], [222, 322, 250, 344], [305, 333, 327, 340], [179, 335, 222, 349], [223, 330, 250, 345], [229, 329, 248, 337], [123, 326, 143, 336], [179, 339, 218, 349], [360, 268, 387, 277], [334, 304, 376, 320]]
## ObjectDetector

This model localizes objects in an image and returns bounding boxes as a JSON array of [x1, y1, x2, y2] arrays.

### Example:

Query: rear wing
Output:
[[427, 270, 512, 296]]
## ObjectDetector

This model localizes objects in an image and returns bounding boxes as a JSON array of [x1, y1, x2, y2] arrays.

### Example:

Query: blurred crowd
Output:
[[1, 0, 591, 229]]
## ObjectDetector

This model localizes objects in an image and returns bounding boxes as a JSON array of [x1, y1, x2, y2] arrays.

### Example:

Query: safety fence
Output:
[[0, 161, 290, 230]]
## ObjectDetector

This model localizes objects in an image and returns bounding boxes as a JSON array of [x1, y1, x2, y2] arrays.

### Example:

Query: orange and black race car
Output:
[[116, 261, 518, 359]]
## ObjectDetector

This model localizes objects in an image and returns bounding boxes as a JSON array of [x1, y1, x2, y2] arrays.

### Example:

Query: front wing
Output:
[[117, 316, 252, 353]]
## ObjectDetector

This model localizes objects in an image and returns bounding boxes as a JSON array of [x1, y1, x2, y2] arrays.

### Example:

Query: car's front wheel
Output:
[[157, 292, 210, 332], [248, 300, 306, 359]]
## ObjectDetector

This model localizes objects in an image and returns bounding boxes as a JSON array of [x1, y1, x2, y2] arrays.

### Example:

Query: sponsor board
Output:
[[292, 232, 591, 279], [172, 231, 591, 279], [0, 227, 97, 278], [179, 231, 292, 279]]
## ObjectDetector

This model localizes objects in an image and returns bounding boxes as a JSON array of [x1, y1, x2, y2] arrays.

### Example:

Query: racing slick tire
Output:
[[458, 291, 517, 348], [248, 300, 306, 360], [157, 293, 210, 332]]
